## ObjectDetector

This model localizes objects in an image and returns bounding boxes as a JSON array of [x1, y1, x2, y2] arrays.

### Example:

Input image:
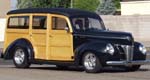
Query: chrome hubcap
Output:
[[14, 48, 25, 64], [84, 53, 97, 70]]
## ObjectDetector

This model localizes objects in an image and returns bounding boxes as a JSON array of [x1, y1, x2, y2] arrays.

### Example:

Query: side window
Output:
[[8, 16, 29, 29], [72, 18, 85, 30], [52, 17, 68, 30], [32, 16, 47, 29]]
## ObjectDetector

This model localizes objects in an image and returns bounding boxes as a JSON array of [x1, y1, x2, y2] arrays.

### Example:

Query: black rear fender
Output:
[[3, 38, 34, 61]]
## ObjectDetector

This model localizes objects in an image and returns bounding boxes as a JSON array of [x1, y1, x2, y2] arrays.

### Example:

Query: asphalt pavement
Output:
[[0, 42, 150, 80], [0, 59, 150, 80]]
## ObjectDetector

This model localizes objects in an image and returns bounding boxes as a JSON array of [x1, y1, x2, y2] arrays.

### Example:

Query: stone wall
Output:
[[0, 15, 150, 47], [101, 15, 150, 47], [0, 0, 11, 18]]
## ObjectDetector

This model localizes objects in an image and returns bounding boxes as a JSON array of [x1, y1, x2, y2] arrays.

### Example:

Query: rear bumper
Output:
[[107, 60, 150, 66]]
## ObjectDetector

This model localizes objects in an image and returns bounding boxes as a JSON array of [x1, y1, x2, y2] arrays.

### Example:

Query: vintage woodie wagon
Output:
[[1, 8, 150, 73]]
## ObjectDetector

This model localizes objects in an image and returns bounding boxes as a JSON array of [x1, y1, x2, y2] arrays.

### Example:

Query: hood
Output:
[[73, 30, 134, 45]]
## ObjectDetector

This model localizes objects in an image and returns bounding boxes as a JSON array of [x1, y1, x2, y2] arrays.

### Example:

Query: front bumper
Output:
[[107, 60, 150, 66], [106, 45, 150, 66]]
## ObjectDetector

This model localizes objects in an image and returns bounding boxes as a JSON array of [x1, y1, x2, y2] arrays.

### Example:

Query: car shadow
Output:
[[28, 66, 85, 72], [14, 65, 150, 73], [102, 67, 150, 73]]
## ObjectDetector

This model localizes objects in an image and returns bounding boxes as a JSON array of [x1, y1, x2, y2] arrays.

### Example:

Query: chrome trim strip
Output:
[[124, 45, 134, 62], [121, 45, 134, 62], [73, 34, 129, 40], [107, 60, 150, 66]]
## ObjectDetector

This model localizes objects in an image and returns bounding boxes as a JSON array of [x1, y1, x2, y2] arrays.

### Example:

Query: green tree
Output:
[[17, 0, 32, 9], [114, 0, 120, 9], [96, 0, 116, 15], [74, 0, 100, 12], [31, 0, 70, 8], [17, 0, 71, 9]]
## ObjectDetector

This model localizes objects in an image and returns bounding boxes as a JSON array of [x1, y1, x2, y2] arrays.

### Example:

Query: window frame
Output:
[[32, 16, 47, 29], [7, 16, 29, 29], [51, 16, 69, 30]]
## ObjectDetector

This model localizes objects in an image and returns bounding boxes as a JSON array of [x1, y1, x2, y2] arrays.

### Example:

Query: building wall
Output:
[[10, 0, 17, 10], [0, 0, 17, 18], [0, 19, 6, 42], [0, 0, 11, 18], [122, 0, 146, 1], [121, 1, 150, 15], [101, 15, 150, 47], [0, 0, 17, 42], [0, 0, 11, 42], [1, 15, 150, 46]]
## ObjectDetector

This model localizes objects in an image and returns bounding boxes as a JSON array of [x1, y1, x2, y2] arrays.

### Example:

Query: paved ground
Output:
[[0, 59, 150, 80], [0, 42, 150, 80]]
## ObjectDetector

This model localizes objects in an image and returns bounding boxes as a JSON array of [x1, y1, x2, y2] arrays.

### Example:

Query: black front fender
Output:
[[74, 41, 111, 65], [133, 42, 146, 60]]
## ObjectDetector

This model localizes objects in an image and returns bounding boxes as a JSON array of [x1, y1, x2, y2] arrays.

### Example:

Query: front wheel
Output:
[[82, 52, 102, 73], [13, 47, 31, 68]]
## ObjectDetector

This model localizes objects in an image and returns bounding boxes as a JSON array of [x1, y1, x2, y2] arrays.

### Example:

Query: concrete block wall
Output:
[[101, 15, 150, 47], [0, 15, 150, 47]]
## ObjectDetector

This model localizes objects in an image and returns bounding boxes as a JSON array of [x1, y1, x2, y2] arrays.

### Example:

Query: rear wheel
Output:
[[82, 52, 102, 73], [13, 47, 31, 68]]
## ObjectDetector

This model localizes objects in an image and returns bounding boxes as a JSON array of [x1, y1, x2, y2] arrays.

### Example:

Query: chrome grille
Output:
[[122, 45, 134, 62]]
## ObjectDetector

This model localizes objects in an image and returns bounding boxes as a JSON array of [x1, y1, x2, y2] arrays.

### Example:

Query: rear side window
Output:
[[32, 16, 47, 29], [8, 16, 29, 29], [52, 17, 68, 30]]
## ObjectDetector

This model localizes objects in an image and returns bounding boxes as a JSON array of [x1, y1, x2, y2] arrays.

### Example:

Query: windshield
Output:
[[71, 17, 106, 32]]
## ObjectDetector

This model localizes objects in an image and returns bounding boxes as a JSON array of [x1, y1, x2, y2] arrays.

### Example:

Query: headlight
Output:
[[105, 44, 115, 55], [139, 44, 147, 54]]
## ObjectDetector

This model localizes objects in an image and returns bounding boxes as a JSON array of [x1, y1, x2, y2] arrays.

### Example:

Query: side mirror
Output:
[[65, 27, 69, 32]]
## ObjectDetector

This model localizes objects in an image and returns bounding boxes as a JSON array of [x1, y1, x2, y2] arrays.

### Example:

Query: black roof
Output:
[[7, 8, 99, 18]]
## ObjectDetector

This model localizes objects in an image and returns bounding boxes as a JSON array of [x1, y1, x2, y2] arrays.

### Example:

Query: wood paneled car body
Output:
[[1, 8, 150, 73]]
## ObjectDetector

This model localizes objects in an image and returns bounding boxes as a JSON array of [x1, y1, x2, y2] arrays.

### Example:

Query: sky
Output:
[[10, 0, 17, 10]]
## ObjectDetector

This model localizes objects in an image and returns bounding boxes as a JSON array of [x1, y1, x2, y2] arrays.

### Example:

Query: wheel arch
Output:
[[3, 38, 34, 61], [74, 41, 110, 66]]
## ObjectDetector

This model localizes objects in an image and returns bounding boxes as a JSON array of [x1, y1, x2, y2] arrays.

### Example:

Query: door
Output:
[[31, 15, 47, 59], [49, 15, 74, 61]]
